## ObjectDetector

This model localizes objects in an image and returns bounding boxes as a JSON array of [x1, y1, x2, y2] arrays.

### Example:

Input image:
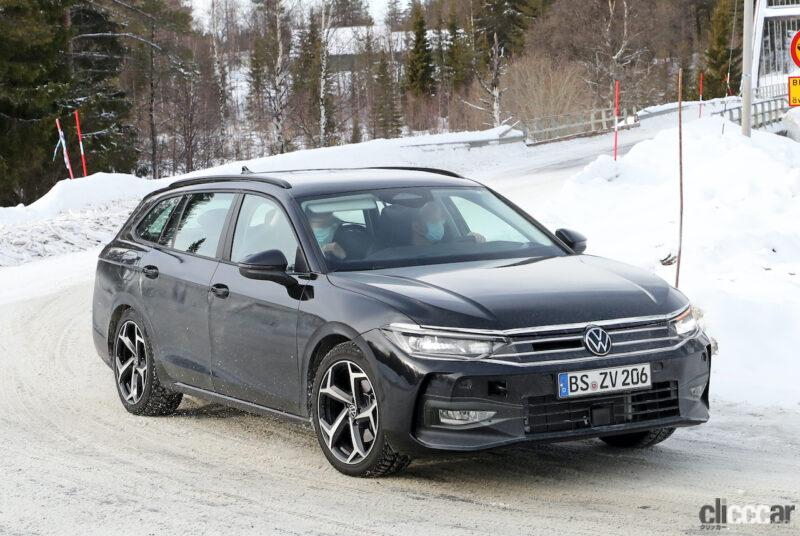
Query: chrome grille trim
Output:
[[490, 319, 690, 364], [412, 304, 689, 337]]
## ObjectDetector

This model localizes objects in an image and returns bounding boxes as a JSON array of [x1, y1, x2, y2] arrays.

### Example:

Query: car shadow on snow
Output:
[[398, 438, 708, 487]]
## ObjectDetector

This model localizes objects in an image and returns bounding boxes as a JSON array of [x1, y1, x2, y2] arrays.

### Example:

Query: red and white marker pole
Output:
[[74, 110, 88, 177], [698, 72, 704, 119], [613, 80, 620, 161], [55, 118, 75, 180]]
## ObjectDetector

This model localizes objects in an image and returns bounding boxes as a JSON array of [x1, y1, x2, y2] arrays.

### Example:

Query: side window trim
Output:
[[132, 194, 183, 245], [223, 191, 310, 274], [219, 193, 244, 261], [157, 195, 187, 248]]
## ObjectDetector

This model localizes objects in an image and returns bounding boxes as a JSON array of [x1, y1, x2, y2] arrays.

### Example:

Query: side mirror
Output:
[[555, 228, 587, 254], [239, 250, 297, 287]]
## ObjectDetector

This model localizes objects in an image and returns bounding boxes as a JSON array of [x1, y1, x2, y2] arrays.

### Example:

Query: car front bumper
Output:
[[358, 329, 712, 456]]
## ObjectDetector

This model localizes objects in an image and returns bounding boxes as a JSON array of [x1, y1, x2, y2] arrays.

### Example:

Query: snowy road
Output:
[[1, 281, 797, 535]]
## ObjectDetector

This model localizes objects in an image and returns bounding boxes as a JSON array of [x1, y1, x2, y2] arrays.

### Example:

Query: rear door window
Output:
[[172, 192, 236, 258], [136, 197, 181, 243]]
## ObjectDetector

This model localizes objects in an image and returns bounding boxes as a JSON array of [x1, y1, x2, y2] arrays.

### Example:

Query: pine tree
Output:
[[474, 0, 535, 58], [68, 2, 138, 175], [373, 50, 402, 138], [248, 33, 268, 128], [332, 0, 372, 26], [384, 0, 405, 30], [291, 10, 336, 147], [704, 0, 742, 98], [445, 6, 473, 91], [404, 1, 435, 97], [0, 0, 72, 205]]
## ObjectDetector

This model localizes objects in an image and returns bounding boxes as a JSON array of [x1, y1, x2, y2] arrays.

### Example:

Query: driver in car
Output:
[[412, 201, 485, 246], [307, 210, 348, 259]]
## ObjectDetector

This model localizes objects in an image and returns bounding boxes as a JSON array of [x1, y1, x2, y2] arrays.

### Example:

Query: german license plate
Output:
[[557, 363, 651, 399]]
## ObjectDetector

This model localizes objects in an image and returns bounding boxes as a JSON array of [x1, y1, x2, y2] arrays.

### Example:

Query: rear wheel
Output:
[[311, 342, 411, 477], [599, 427, 676, 448], [112, 309, 182, 416]]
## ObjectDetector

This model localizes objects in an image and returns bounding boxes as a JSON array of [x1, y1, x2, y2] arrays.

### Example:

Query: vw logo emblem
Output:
[[584, 326, 612, 356]]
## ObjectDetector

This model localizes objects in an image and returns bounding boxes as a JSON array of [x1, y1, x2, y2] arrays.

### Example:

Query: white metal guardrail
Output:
[[755, 83, 789, 99], [520, 107, 639, 145], [712, 95, 789, 128]]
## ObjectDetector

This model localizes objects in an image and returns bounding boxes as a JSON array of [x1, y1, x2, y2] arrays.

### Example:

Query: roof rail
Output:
[[144, 174, 292, 200], [245, 166, 466, 179]]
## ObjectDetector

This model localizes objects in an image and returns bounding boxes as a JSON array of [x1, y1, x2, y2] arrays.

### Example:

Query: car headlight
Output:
[[671, 307, 699, 336], [382, 325, 506, 359]]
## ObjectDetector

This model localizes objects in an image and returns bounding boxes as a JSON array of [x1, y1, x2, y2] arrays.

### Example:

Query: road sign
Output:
[[792, 31, 800, 68], [790, 77, 800, 107]]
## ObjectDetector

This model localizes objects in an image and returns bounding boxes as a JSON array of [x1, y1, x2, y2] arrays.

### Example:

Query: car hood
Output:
[[327, 255, 688, 331]]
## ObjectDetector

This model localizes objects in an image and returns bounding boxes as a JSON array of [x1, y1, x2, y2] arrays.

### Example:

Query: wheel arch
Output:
[[304, 332, 352, 414], [301, 322, 378, 416], [107, 303, 133, 358]]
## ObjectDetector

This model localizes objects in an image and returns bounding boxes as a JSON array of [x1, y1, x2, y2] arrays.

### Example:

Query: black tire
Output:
[[599, 427, 676, 448], [112, 309, 182, 416], [311, 342, 411, 477]]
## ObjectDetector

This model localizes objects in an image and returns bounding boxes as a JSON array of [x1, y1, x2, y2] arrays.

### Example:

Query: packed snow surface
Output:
[[1, 119, 798, 408]]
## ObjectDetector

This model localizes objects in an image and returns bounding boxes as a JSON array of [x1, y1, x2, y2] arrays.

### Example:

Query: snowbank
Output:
[[782, 106, 800, 142], [0, 173, 166, 225], [530, 117, 800, 407]]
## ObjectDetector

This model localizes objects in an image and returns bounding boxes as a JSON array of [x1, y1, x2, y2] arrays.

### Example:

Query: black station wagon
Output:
[[92, 167, 712, 477]]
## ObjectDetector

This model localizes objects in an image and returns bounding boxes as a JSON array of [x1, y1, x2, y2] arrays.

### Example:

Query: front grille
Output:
[[525, 381, 680, 434], [492, 320, 682, 364]]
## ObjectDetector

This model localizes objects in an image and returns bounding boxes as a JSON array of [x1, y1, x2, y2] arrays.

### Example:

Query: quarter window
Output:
[[231, 195, 301, 270], [136, 197, 181, 243], [172, 192, 235, 257]]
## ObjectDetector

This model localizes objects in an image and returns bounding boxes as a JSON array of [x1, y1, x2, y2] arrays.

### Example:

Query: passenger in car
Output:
[[411, 202, 485, 246], [307, 210, 347, 259]]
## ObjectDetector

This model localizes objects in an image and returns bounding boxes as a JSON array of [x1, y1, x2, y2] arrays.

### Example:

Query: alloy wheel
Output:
[[317, 360, 379, 465], [114, 320, 148, 405]]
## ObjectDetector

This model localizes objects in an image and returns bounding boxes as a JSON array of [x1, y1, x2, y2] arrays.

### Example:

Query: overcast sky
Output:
[[189, 0, 410, 26]]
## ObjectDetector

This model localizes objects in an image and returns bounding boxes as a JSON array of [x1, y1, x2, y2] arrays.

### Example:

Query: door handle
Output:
[[142, 265, 159, 279], [210, 284, 230, 299]]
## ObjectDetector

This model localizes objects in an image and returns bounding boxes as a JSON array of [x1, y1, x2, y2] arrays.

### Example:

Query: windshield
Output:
[[298, 186, 566, 271]]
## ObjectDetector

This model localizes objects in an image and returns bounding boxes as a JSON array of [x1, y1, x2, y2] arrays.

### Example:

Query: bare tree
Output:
[[580, 0, 654, 107], [209, 0, 229, 159], [464, 33, 508, 128], [254, 0, 296, 153], [318, 2, 333, 146]]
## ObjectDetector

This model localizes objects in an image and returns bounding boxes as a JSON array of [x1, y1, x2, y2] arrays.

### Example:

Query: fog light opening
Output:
[[438, 409, 496, 426]]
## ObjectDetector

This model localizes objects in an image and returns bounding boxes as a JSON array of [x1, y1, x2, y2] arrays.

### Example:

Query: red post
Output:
[[74, 110, 88, 177], [613, 80, 620, 161], [55, 118, 75, 180], [698, 72, 704, 118]]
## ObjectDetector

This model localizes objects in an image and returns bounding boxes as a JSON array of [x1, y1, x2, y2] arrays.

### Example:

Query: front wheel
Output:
[[311, 342, 411, 477], [599, 427, 676, 448]]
